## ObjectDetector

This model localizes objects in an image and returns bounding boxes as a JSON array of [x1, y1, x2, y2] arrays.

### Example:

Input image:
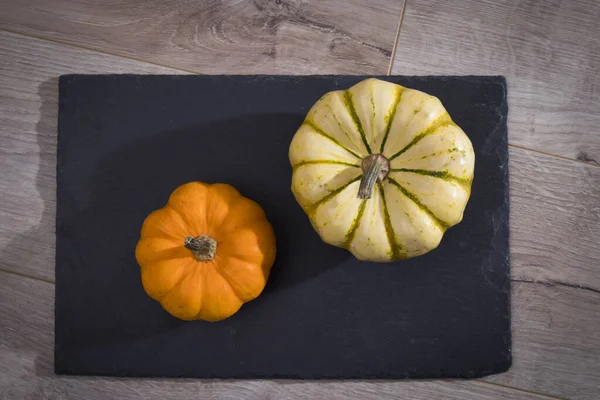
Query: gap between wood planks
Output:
[[508, 143, 600, 169], [478, 381, 569, 400], [0, 28, 196, 75], [0, 266, 55, 284], [386, 0, 407, 76], [512, 279, 600, 295]]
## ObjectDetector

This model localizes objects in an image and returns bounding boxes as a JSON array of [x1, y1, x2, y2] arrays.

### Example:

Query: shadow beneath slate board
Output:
[[56, 112, 350, 349], [32, 78, 59, 377], [0, 79, 59, 377]]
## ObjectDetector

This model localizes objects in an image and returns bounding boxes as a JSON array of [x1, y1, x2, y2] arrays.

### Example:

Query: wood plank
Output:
[[0, 271, 558, 400], [509, 148, 600, 291], [0, 0, 403, 75], [0, 31, 183, 282], [391, 0, 600, 164], [486, 281, 600, 399]]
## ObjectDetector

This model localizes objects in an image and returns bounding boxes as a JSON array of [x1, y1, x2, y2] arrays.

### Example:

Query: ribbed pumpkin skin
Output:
[[289, 78, 475, 262], [135, 182, 276, 321]]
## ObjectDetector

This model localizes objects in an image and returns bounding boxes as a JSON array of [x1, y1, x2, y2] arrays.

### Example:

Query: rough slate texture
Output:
[[55, 75, 510, 379]]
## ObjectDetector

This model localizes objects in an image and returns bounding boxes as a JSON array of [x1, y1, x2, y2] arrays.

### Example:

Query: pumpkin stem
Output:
[[358, 154, 390, 199], [184, 235, 217, 261]]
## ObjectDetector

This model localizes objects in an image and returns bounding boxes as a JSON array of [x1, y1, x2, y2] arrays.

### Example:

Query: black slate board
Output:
[[56, 75, 510, 379]]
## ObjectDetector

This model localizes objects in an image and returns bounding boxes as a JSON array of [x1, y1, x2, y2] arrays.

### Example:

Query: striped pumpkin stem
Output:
[[358, 154, 390, 199]]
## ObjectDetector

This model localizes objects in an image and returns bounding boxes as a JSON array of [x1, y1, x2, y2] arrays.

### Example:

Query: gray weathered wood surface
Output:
[[2, 0, 600, 397], [0, 0, 404, 75]]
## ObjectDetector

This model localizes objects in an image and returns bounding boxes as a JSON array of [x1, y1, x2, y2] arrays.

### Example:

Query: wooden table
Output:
[[1, 1, 598, 399]]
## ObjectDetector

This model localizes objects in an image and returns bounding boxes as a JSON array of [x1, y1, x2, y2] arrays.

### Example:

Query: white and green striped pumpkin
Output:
[[289, 78, 475, 262]]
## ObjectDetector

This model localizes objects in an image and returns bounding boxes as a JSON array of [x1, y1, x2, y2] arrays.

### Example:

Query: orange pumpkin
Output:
[[135, 182, 276, 321]]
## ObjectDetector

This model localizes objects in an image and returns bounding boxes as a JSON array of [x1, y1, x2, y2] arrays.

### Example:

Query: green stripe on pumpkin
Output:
[[343, 199, 367, 248], [326, 103, 355, 145], [309, 175, 362, 211], [292, 160, 361, 170], [390, 168, 473, 189], [388, 116, 454, 161], [378, 183, 403, 260], [379, 86, 404, 154], [303, 119, 361, 159], [387, 177, 450, 231], [343, 91, 372, 154]]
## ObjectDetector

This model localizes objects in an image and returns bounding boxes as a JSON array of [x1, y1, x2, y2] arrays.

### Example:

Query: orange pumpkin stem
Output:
[[184, 235, 217, 261], [358, 154, 389, 199]]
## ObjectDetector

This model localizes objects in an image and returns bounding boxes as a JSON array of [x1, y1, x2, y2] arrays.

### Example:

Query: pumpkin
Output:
[[289, 78, 475, 262], [135, 182, 276, 321]]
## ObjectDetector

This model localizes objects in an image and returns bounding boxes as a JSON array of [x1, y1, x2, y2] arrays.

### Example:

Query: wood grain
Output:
[[0, 0, 404, 75], [391, 0, 600, 164], [0, 271, 560, 400], [509, 148, 600, 292]]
